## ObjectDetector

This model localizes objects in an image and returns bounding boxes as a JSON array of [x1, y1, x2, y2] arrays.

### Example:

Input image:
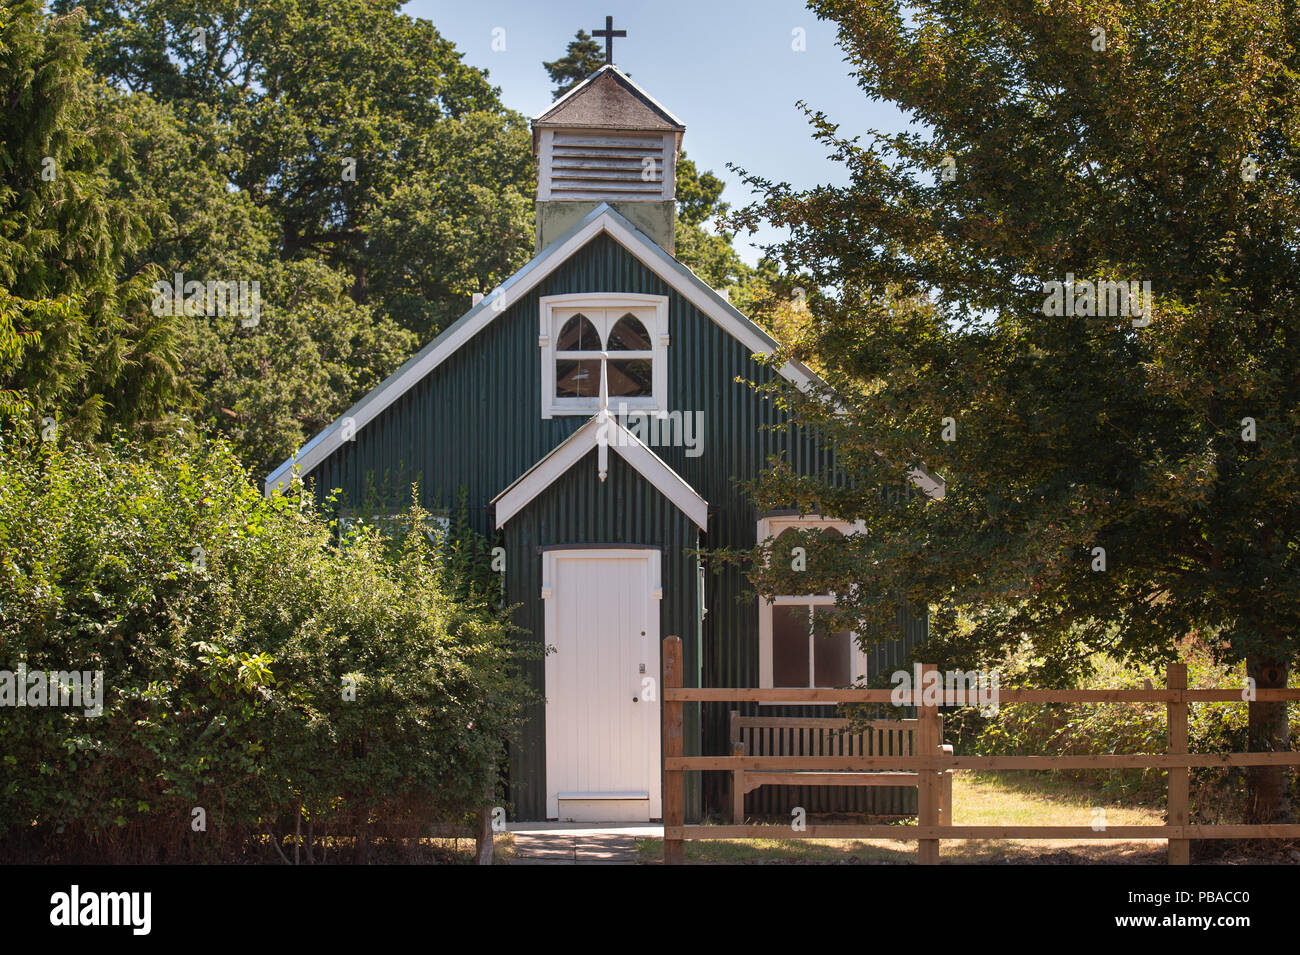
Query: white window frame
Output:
[[756, 515, 868, 700], [539, 293, 669, 418]]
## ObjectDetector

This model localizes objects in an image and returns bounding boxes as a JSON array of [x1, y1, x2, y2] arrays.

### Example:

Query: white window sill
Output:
[[546, 403, 662, 417]]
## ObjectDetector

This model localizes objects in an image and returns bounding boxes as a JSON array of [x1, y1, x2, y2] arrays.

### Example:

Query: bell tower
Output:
[[532, 27, 684, 253]]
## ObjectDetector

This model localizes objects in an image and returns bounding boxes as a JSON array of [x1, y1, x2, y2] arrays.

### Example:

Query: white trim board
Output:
[[263, 202, 825, 494], [491, 413, 708, 530], [555, 792, 649, 800]]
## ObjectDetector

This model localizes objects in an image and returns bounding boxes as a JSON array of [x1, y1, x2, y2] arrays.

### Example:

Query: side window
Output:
[[760, 521, 860, 691]]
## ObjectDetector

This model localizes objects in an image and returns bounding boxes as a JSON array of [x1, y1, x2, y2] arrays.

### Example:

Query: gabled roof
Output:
[[264, 202, 825, 494], [491, 412, 708, 530], [533, 65, 685, 140]]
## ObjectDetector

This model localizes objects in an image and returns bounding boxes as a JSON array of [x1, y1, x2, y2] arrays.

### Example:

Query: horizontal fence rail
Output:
[[662, 825, 1300, 840], [659, 636, 1300, 865], [665, 688, 1299, 703], [669, 754, 1300, 770]]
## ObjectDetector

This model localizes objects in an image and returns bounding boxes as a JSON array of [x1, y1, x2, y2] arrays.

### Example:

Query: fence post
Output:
[[474, 782, 495, 866], [1167, 661, 1190, 865], [729, 710, 745, 824], [917, 663, 941, 864], [938, 714, 953, 825], [663, 635, 685, 865]]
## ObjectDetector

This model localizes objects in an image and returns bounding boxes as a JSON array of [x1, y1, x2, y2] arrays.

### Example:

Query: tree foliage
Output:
[[543, 28, 605, 99], [728, 0, 1299, 819], [0, 3, 186, 440], [64, 0, 537, 341], [1, 0, 541, 471]]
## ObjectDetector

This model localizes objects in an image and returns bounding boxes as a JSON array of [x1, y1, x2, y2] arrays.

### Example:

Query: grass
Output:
[[635, 771, 1168, 864]]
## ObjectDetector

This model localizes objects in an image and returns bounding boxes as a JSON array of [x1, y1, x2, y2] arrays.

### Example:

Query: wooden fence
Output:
[[661, 635, 1300, 865]]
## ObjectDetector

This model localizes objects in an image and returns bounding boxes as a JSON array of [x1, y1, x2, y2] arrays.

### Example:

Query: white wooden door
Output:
[[543, 549, 662, 821]]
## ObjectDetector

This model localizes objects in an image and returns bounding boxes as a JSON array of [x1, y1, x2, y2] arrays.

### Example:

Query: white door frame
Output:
[[542, 547, 662, 820]]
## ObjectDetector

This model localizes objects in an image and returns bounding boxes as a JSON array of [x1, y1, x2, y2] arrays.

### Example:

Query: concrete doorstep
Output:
[[507, 824, 659, 865]]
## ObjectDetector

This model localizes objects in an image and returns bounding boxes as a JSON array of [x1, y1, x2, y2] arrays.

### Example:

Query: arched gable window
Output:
[[605, 314, 653, 398], [555, 314, 602, 398], [539, 295, 669, 417]]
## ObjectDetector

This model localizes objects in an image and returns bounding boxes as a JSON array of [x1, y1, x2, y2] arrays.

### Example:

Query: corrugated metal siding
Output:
[[302, 232, 924, 820]]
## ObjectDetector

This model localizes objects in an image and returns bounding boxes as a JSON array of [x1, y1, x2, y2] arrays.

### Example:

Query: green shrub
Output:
[[0, 428, 535, 862]]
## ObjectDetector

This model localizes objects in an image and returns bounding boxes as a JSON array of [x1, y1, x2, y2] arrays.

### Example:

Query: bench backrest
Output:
[[729, 713, 918, 758]]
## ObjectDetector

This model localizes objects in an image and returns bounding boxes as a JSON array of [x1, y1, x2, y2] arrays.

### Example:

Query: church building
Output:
[[265, 44, 934, 822]]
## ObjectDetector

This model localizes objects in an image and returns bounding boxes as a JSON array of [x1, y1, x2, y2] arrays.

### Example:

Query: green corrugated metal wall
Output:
[[301, 232, 924, 820]]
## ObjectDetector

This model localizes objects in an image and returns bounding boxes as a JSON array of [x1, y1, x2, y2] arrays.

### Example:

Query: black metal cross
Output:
[[592, 15, 626, 65]]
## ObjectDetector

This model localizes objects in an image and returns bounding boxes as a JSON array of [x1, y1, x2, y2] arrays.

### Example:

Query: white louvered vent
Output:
[[539, 131, 674, 202]]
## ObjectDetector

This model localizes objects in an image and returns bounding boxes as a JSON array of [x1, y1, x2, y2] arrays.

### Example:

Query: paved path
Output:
[[506, 823, 660, 865]]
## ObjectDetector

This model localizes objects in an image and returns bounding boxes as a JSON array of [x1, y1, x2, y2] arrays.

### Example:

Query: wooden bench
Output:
[[729, 712, 953, 824]]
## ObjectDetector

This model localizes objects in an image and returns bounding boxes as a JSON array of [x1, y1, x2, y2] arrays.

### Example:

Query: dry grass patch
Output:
[[637, 771, 1168, 864]]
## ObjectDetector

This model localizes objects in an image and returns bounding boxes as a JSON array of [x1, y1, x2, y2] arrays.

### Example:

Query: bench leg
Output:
[[732, 771, 745, 824]]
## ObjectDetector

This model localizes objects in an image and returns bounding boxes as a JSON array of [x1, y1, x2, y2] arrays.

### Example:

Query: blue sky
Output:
[[403, 0, 912, 264]]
